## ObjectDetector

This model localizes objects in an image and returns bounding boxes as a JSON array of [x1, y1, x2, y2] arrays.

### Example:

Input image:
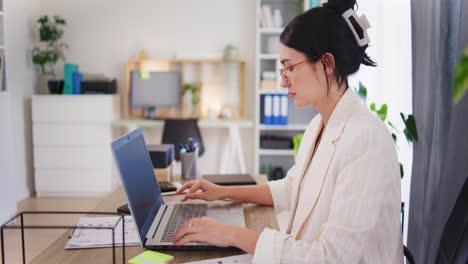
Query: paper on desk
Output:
[[65, 216, 140, 249], [181, 254, 253, 264]]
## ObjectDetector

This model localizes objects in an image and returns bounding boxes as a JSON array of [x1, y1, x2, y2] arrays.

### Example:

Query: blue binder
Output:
[[272, 95, 281, 125], [263, 95, 273, 125], [280, 95, 288, 125]]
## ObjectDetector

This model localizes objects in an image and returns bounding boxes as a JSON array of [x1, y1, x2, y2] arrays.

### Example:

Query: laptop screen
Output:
[[111, 128, 164, 244]]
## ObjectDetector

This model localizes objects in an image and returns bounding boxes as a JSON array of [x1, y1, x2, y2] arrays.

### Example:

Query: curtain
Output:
[[408, 0, 467, 263]]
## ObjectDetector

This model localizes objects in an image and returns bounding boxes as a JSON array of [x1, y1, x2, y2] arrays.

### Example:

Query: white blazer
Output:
[[253, 89, 403, 263]]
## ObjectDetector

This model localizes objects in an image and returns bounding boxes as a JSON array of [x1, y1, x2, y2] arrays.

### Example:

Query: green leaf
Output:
[[454, 48, 468, 104], [392, 133, 397, 143], [293, 133, 304, 157], [357, 82, 367, 102], [400, 163, 404, 179], [400, 113, 419, 143], [376, 104, 388, 121], [370, 103, 376, 111], [388, 121, 397, 130]]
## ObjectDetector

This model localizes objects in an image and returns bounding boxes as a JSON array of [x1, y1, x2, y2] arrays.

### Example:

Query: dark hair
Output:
[[280, 0, 376, 89]]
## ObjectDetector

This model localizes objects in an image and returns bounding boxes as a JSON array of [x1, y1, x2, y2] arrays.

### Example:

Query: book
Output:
[[73, 72, 83, 94], [64, 63, 79, 94], [261, 4, 273, 28], [260, 80, 276, 90]]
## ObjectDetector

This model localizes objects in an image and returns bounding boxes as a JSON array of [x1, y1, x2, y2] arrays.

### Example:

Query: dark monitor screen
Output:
[[111, 128, 164, 244], [130, 71, 182, 108]]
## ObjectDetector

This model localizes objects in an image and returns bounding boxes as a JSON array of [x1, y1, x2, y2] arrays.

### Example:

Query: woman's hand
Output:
[[173, 216, 237, 247], [176, 179, 226, 202]]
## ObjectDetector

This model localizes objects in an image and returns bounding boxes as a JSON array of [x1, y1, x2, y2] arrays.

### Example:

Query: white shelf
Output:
[[260, 54, 280, 60], [259, 28, 284, 34], [259, 124, 308, 131], [258, 90, 288, 95], [259, 149, 295, 156]]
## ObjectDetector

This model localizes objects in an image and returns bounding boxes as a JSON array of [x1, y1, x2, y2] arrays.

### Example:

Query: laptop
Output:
[[111, 128, 245, 249]]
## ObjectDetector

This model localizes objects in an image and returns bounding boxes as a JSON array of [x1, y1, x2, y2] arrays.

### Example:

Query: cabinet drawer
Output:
[[32, 95, 120, 123], [33, 124, 113, 146], [34, 146, 113, 169], [35, 168, 119, 197]]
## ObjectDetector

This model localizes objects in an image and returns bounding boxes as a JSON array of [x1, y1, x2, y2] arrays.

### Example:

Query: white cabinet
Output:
[[32, 95, 121, 197]]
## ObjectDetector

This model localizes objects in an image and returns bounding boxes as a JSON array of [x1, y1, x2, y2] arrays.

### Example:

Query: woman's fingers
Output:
[[173, 218, 200, 243], [181, 192, 205, 201], [175, 233, 203, 246], [189, 182, 202, 193], [176, 180, 196, 194]]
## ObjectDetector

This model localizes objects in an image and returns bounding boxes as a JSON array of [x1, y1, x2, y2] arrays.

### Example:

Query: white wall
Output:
[[5, 0, 40, 201], [38, 0, 257, 175]]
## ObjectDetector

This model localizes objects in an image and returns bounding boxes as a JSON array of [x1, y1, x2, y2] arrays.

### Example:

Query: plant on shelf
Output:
[[32, 15, 67, 77], [182, 83, 200, 116], [355, 82, 418, 179]]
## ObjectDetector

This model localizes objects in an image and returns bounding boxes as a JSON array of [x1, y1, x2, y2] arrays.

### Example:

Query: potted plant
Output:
[[31, 15, 67, 94], [182, 83, 200, 117]]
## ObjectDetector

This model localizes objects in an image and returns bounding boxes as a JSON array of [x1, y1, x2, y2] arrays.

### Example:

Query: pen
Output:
[[68, 226, 77, 239], [188, 138, 193, 152]]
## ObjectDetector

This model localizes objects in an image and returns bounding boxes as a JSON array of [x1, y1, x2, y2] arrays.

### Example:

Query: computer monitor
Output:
[[130, 71, 182, 119]]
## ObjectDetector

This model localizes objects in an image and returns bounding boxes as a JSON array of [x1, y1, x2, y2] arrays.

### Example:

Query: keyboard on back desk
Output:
[[159, 181, 177, 192]]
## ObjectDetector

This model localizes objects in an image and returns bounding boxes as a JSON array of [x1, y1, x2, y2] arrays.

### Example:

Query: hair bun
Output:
[[323, 0, 357, 13]]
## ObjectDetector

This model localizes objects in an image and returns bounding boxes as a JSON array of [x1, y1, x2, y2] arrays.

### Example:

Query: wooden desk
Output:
[[32, 180, 277, 263]]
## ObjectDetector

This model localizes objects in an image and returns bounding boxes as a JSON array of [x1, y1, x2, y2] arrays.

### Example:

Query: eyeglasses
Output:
[[279, 56, 319, 85]]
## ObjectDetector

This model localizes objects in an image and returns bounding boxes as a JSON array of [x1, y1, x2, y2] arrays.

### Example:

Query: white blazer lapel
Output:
[[291, 129, 339, 237], [289, 89, 363, 236], [286, 118, 324, 234]]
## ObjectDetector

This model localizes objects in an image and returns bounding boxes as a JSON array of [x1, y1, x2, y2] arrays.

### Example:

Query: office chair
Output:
[[161, 119, 204, 161], [435, 175, 468, 264]]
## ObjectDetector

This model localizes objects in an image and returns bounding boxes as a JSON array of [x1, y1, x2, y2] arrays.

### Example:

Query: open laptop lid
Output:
[[111, 128, 164, 245]]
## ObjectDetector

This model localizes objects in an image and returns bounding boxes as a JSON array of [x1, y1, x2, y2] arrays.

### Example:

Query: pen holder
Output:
[[181, 152, 198, 180]]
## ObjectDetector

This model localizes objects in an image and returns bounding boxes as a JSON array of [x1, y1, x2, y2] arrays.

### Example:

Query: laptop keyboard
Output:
[[161, 203, 208, 243]]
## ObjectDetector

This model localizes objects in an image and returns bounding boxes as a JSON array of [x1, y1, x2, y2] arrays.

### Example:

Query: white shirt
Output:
[[252, 89, 404, 263]]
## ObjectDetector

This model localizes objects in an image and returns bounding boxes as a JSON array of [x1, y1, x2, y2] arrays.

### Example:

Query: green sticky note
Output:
[[129, 250, 174, 264], [140, 71, 150, 80]]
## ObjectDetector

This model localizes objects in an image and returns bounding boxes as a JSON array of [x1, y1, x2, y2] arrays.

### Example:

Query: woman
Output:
[[173, 0, 403, 262]]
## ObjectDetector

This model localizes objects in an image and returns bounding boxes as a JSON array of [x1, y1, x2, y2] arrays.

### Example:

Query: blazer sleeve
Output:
[[253, 125, 400, 264], [267, 164, 298, 213]]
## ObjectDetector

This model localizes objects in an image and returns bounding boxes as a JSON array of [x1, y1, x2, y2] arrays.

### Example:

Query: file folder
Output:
[[272, 95, 280, 125], [263, 95, 273, 125]]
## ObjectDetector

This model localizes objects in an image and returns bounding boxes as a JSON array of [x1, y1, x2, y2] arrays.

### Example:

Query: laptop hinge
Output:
[[146, 204, 168, 240]]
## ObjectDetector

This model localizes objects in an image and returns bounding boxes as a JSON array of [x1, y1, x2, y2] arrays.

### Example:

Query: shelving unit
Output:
[[254, 0, 318, 178], [125, 58, 246, 120]]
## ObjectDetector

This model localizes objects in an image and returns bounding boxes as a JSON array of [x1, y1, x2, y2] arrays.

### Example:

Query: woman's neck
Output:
[[316, 83, 347, 126]]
